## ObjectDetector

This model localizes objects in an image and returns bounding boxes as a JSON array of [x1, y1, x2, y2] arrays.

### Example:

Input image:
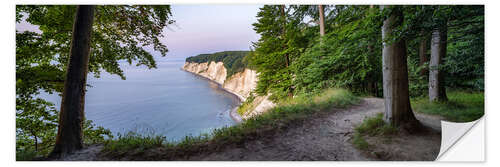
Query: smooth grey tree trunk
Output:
[[429, 27, 448, 102], [318, 5, 325, 37], [51, 5, 95, 158], [380, 6, 418, 127]]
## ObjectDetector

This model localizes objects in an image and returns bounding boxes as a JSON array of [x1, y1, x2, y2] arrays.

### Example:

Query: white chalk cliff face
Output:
[[183, 61, 275, 119], [183, 62, 227, 85]]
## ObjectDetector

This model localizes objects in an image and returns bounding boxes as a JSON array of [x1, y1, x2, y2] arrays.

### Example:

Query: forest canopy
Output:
[[187, 5, 483, 102]]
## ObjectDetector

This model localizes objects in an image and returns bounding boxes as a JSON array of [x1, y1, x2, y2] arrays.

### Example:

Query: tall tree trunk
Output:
[[34, 135, 38, 152], [280, 5, 292, 97], [50, 5, 95, 158], [280, 5, 290, 68], [419, 32, 429, 76], [429, 26, 448, 102], [380, 6, 419, 127], [367, 5, 376, 96], [318, 5, 325, 37]]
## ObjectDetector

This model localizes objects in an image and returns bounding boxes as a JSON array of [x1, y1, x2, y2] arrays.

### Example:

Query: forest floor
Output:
[[57, 98, 442, 161]]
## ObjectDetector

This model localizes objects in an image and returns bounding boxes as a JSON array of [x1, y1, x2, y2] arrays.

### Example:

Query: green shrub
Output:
[[352, 132, 371, 150], [103, 132, 167, 153], [237, 94, 256, 115], [355, 113, 398, 136], [16, 149, 38, 161], [352, 113, 398, 151]]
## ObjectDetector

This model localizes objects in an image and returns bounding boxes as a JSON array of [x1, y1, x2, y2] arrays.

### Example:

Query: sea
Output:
[[40, 59, 240, 141]]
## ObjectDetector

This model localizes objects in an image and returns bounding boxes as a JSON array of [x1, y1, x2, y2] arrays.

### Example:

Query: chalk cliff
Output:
[[182, 61, 275, 119]]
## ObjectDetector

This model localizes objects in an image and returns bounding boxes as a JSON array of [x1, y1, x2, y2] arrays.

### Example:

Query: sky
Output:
[[16, 5, 263, 62], [159, 5, 262, 61]]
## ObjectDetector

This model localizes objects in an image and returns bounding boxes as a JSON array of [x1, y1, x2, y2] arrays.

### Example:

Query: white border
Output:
[[3, 0, 496, 167]]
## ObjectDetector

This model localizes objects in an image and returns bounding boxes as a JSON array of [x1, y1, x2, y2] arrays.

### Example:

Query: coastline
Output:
[[181, 67, 244, 123]]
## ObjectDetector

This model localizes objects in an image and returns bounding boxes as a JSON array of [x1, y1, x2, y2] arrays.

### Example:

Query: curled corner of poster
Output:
[[436, 117, 485, 161]]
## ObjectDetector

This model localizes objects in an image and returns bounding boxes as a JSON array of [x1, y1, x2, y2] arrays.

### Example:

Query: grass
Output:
[[355, 113, 398, 136], [103, 132, 169, 153], [102, 88, 359, 159], [353, 113, 397, 150], [352, 133, 371, 150], [16, 149, 38, 161], [411, 91, 484, 122]]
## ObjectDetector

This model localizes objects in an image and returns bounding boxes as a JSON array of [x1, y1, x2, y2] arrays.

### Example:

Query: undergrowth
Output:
[[237, 94, 255, 115], [411, 91, 484, 122], [352, 113, 397, 150]]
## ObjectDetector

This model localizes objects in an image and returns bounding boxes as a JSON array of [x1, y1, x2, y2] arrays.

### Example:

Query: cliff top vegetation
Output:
[[185, 51, 251, 78]]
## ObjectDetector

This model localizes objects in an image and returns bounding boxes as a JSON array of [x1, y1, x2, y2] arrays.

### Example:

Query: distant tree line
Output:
[[185, 51, 251, 78]]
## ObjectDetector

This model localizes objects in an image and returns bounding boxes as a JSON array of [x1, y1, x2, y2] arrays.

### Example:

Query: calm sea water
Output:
[[40, 60, 239, 141]]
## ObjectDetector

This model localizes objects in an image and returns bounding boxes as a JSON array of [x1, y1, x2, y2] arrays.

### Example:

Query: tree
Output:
[[280, 5, 290, 68], [318, 5, 325, 37], [16, 5, 173, 158], [50, 5, 95, 157], [380, 6, 419, 127], [429, 25, 448, 101], [250, 5, 309, 100], [418, 32, 429, 76], [444, 5, 484, 90], [293, 5, 382, 96], [427, 6, 454, 102]]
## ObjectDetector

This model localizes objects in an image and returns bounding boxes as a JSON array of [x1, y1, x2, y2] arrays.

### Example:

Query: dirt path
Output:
[[56, 144, 104, 161], [186, 98, 382, 160], [185, 98, 441, 160], [59, 98, 442, 161]]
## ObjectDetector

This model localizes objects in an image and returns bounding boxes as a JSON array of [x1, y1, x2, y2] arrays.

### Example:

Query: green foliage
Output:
[[353, 113, 397, 150], [16, 117, 113, 160], [407, 51, 429, 97], [16, 148, 38, 161], [352, 132, 371, 150], [249, 5, 312, 100], [248, 4, 483, 103], [293, 6, 382, 96], [412, 91, 484, 122], [15, 5, 172, 160], [185, 51, 250, 78], [83, 120, 114, 144], [355, 113, 398, 136], [444, 6, 484, 90], [248, 5, 483, 101], [103, 132, 167, 153], [236, 88, 357, 139], [16, 98, 58, 159], [237, 93, 255, 115], [403, 5, 485, 94], [17, 5, 174, 79]]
